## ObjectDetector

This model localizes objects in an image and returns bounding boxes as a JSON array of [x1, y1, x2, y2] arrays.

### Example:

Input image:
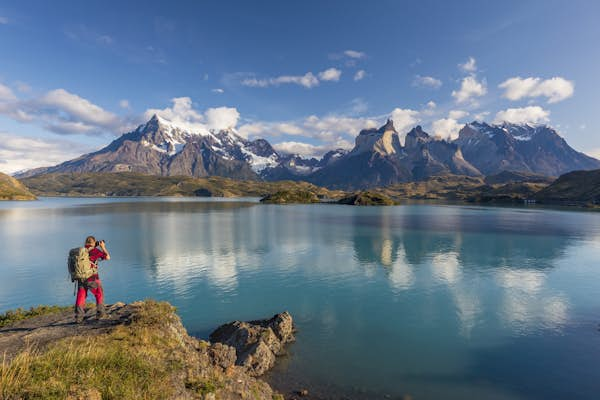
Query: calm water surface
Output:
[[1, 197, 600, 399]]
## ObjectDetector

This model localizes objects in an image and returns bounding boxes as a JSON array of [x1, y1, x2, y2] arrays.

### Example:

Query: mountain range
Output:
[[17, 114, 600, 189]]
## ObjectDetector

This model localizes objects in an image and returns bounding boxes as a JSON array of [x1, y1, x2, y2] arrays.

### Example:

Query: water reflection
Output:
[[1, 200, 600, 399]]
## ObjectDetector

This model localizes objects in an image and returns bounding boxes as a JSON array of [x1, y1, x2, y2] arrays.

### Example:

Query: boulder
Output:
[[209, 312, 295, 376]]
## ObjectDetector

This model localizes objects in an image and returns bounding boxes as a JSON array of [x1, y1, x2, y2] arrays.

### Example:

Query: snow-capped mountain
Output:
[[17, 114, 280, 179], [454, 121, 600, 176], [16, 116, 600, 189]]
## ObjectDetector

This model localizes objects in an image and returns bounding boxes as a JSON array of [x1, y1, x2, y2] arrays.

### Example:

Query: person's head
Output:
[[85, 235, 96, 247]]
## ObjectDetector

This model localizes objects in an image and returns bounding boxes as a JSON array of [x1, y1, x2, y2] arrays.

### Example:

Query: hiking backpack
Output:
[[67, 247, 95, 282]]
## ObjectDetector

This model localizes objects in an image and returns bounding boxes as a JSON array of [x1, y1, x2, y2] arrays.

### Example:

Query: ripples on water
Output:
[[1, 198, 600, 399]]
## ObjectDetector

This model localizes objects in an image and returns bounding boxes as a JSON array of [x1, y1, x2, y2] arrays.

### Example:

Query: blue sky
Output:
[[0, 0, 599, 173]]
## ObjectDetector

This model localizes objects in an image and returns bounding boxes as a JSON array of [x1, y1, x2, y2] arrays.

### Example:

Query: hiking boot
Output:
[[75, 306, 85, 324], [96, 304, 108, 320]]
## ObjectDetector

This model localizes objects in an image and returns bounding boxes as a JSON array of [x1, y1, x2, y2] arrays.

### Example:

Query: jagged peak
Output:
[[380, 118, 396, 133]]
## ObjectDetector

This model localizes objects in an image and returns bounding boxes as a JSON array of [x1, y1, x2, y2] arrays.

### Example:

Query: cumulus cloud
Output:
[[493, 106, 550, 125], [39, 89, 121, 128], [211, 88, 224, 94], [0, 85, 126, 135], [452, 76, 487, 103], [390, 108, 420, 133], [498, 76, 574, 103], [431, 118, 463, 140], [426, 101, 436, 109], [204, 107, 239, 130], [144, 97, 240, 133], [0, 131, 95, 174], [119, 99, 130, 109], [413, 75, 442, 89], [318, 68, 342, 82], [459, 56, 477, 73], [448, 110, 469, 119], [272, 141, 335, 158], [237, 113, 384, 157], [354, 70, 366, 81]]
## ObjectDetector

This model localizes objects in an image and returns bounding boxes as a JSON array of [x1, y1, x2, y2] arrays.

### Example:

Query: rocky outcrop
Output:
[[0, 301, 292, 399], [210, 311, 295, 376]]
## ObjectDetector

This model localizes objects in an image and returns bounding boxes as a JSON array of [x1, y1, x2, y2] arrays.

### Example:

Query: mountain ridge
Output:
[[15, 115, 600, 190]]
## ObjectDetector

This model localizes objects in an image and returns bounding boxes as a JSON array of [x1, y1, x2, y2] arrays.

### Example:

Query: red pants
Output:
[[75, 278, 104, 308]]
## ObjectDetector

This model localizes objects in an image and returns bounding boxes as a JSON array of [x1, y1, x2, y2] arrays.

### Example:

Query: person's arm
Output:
[[99, 240, 111, 261]]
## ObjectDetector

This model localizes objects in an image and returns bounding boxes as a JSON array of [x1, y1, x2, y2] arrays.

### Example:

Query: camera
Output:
[[95, 240, 105, 247]]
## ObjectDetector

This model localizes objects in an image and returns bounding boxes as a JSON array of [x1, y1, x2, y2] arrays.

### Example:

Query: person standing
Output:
[[74, 236, 111, 323]]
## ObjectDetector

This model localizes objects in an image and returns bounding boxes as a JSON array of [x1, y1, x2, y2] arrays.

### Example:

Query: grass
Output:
[[0, 172, 36, 201], [0, 300, 189, 400], [0, 305, 71, 328]]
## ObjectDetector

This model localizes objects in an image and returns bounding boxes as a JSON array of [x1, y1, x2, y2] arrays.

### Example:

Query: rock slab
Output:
[[209, 311, 295, 376]]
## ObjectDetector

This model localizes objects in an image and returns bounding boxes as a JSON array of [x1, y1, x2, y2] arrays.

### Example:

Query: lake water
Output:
[[1, 198, 600, 399]]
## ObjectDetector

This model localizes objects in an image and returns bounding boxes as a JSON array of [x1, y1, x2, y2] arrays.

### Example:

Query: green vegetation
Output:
[[0, 305, 70, 328], [371, 175, 547, 203], [260, 189, 321, 204], [535, 169, 600, 206], [22, 172, 344, 199], [337, 191, 396, 206], [0, 301, 199, 399], [0, 172, 37, 200]]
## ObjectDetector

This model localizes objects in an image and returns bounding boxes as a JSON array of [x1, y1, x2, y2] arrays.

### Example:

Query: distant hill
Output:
[[16, 115, 600, 190], [21, 172, 344, 199], [0, 172, 36, 200], [484, 170, 555, 185], [535, 169, 600, 204]]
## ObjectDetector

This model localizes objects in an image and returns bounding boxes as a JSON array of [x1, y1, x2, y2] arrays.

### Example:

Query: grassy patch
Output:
[[0, 300, 184, 400], [0, 305, 71, 328]]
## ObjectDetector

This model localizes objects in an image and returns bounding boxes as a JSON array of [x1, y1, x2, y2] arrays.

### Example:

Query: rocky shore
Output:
[[0, 301, 295, 399]]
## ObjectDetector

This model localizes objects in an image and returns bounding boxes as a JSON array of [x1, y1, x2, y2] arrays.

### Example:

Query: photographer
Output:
[[74, 235, 111, 323]]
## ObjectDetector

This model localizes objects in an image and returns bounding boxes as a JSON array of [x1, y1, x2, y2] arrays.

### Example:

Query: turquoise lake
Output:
[[1, 198, 600, 399]]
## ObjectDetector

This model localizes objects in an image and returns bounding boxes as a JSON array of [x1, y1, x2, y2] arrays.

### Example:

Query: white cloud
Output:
[[493, 106, 550, 125], [390, 108, 420, 133], [273, 141, 333, 158], [0, 131, 94, 174], [452, 76, 487, 103], [211, 88, 225, 94], [354, 70, 366, 81], [459, 56, 477, 73], [499, 76, 574, 103], [0, 16, 8, 25], [413, 75, 442, 89], [473, 111, 490, 121], [15, 82, 31, 93], [431, 118, 463, 140], [144, 97, 240, 133], [427, 101, 436, 109], [344, 50, 366, 59], [318, 68, 342, 82], [350, 98, 368, 114], [0, 83, 17, 102], [39, 89, 120, 128], [242, 72, 320, 88], [448, 110, 469, 119], [204, 107, 239, 130], [119, 99, 130, 109], [0, 85, 126, 135]]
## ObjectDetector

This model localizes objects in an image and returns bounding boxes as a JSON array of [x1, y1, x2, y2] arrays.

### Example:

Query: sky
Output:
[[1, 0, 599, 173]]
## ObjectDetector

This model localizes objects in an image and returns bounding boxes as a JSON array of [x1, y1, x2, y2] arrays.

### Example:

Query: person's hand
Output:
[[99, 240, 106, 250]]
